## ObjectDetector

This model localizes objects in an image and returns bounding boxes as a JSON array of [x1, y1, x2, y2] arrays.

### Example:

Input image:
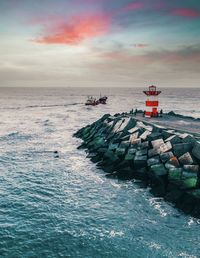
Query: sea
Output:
[[0, 87, 200, 258]]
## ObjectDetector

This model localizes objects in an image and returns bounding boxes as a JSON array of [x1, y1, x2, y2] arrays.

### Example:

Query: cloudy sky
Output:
[[0, 0, 200, 87]]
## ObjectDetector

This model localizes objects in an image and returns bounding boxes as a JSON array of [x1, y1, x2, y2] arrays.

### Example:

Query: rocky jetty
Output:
[[74, 113, 200, 218]]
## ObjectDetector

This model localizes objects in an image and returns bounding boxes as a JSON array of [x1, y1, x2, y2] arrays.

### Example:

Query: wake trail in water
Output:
[[0, 103, 83, 110]]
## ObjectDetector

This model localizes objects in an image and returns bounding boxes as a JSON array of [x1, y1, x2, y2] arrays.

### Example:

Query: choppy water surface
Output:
[[0, 87, 200, 258]]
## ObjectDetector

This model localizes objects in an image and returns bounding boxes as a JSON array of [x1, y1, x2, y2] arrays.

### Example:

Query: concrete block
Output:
[[82, 127, 90, 136], [106, 115, 116, 122], [118, 117, 131, 132], [106, 131, 115, 141], [139, 141, 149, 149], [136, 121, 153, 131], [173, 143, 193, 157], [140, 130, 151, 140], [123, 118, 137, 131], [128, 126, 139, 134], [150, 164, 167, 176], [147, 156, 160, 166], [165, 135, 182, 144], [148, 148, 161, 158], [159, 141, 172, 153], [181, 178, 197, 189], [119, 141, 130, 149], [165, 163, 177, 170], [166, 156, 180, 168], [160, 151, 174, 163], [177, 133, 191, 139], [115, 147, 126, 156], [108, 143, 119, 151], [134, 155, 147, 161], [151, 138, 164, 149], [128, 148, 137, 155], [134, 155, 147, 168], [162, 130, 175, 139], [179, 152, 194, 165], [112, 132, 123, 144], [120, 135, 130, 141], [125, 153, 135, 161], [148, 133, 163, 141], [136, 149, 148, 156], [112, 119, 123, 133], [129, 132, 139, 143], [88, 137, 105, 149], [182, 171, 197, 179], [192, 141, 200, 160], [168, 168, 182, 181], [183, 165, 199, 173], [181, 134, 196, 144], [105, 120, 114, 128], [130, 138, 141, 146]]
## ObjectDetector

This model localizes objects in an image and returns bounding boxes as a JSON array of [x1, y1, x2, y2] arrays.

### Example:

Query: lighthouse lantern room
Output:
[[143, 85, 161, 117]]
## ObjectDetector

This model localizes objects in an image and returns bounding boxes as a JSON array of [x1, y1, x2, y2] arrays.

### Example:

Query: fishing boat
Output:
[[85, 96, 99, 106]]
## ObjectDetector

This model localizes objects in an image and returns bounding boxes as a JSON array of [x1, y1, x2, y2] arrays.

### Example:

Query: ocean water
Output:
[[0, 87, 200, 258]]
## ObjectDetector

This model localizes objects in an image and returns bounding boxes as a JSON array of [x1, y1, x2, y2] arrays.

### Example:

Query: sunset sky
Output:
[[0, 0, 200, 87]]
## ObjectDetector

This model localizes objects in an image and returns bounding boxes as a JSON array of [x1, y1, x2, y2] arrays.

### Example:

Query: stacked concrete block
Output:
[[160, 151, 174, 163], [165, 156, 180, 169], [129, 132, 139, 143], [75, 112, 200, 217], [150, 164, 167, 176], [148, 148, 161, 158], [165, 135, 182, 144], [140, 130, 152, 140], [159, 141, 172, 153], [151, 139, 164, 149], [179, 152, 194, 165], [139, 141, 149, 149], [168, 168, 182, 181], [147, 156, 160, 166], [118, 117, 131, 132], [173, 143, 193, 157]]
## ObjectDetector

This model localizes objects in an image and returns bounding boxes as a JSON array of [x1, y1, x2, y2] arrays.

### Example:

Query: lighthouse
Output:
[[143, 85, 161, 117]]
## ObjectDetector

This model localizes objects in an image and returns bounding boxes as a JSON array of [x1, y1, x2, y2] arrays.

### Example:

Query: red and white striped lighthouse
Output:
[[143, 85, 161, 117]]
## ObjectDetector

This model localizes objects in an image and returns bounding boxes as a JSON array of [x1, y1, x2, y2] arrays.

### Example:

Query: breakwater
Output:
[[74, 112, 200, 218]]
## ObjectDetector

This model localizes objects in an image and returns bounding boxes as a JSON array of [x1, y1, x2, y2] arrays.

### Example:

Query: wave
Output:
[[0, 131, 32, 141]]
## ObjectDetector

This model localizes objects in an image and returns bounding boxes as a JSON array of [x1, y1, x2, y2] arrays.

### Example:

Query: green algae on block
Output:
[[168, 168, 182, 181], [181, 177, 197, 189]]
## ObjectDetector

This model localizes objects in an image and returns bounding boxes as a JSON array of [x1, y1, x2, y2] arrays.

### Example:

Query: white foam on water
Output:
[[149, 197, 168, 217], [109, 230, 124, 237]]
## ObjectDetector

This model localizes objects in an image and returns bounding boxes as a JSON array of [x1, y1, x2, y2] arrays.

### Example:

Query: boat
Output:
[[85, 96, 99, 106], [85, 95, 108, 106], [98, 96, 108, 104]]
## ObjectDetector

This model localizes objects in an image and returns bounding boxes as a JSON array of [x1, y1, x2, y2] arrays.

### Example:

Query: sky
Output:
[[0, 0, 200, 87]]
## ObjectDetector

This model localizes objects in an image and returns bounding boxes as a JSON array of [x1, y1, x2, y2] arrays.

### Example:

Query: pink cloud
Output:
[[172, 8, 200, 18], [32, 1, 146, 45], [34, 13, 111, 45]]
